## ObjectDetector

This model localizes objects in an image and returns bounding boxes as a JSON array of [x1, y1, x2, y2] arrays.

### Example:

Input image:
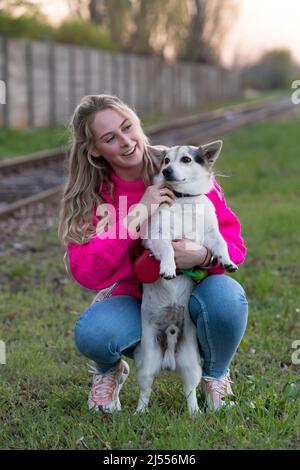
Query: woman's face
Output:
[[90, 108, 145, 179]]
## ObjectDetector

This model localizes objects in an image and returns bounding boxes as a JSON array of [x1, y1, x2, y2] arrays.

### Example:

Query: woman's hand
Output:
[[138, 181, 175, 218], [125, 181, 175, 236], [171, 238, 210, 270]]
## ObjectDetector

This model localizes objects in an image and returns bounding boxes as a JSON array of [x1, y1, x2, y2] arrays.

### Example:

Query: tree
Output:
[[99, 0, 132, 49], [63, 0, 238, 64], [179, 0, 239, 64], [127, 0, 188, 57], [127, 0, 167, 55], [66, 0, 132, 47], [88, 0, 105, 25], [75, 0, 188, 57], [66, 0, 90, 20], [0, 0, 42, 16]]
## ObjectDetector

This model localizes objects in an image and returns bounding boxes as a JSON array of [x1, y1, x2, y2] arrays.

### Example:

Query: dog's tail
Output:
[[162, 325, 179, 371]]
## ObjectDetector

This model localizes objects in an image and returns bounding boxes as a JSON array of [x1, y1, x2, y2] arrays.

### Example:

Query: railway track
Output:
[[0, 97, 294, 220]]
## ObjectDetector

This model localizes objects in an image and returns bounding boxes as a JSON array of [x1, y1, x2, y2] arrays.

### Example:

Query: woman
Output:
[[58, 94, 248, 413]]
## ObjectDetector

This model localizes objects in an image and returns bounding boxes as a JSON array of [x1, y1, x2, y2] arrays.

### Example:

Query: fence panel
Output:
[[0, 36, 241, 129]]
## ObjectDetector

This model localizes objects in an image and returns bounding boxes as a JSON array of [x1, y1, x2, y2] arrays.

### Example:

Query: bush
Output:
[[0, 12, 54, 40], [54, 18, 120, 52], [0, 13, 120, 53], [242, 49, 296, 90]]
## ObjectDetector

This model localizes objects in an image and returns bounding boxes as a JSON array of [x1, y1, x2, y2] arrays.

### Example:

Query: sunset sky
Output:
[[38, 0, 300, 67]]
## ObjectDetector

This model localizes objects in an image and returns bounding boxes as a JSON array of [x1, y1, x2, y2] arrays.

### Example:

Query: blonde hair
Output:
[[58, 94, 160, 246]]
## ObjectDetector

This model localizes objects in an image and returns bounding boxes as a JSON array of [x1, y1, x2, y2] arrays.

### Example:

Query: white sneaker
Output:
[[88, 360, 130, 413], [201, 374, 235, 411]]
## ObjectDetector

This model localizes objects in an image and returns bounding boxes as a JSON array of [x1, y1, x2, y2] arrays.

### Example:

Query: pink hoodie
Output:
[[67, 171, 247, 300]]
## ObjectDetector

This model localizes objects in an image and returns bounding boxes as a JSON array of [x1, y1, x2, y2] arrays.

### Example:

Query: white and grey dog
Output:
[[134, 140, 237, 415]]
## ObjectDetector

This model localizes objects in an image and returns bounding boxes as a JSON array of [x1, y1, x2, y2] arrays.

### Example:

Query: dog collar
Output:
[[173, 190, 203, 198]]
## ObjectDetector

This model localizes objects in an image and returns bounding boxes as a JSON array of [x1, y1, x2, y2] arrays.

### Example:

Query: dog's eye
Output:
[[164, 157, 170, 164], [181, 156, 192, 163]]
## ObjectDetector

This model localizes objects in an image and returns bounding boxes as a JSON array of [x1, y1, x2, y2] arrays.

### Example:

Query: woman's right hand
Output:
[[139, 181, 175, 218]]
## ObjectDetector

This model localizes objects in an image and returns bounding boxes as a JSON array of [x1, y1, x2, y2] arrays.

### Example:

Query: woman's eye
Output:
[[123, 124, 132, 131], [106, 135, 115, 143]]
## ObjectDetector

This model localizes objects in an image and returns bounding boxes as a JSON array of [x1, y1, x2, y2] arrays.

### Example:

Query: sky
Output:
[[222, 0, 300, 67], [37, 0, 300, 67]]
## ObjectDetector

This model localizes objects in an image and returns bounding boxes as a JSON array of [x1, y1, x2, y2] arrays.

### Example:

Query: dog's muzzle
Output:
[[162, 167, 176, 181]]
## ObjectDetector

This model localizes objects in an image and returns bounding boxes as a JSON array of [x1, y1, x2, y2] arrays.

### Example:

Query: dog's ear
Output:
[[147, 145, 168, 164], [198, 140, 223, 169]]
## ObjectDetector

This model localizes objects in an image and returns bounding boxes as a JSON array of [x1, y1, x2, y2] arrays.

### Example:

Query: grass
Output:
[[1, 112, 300, 450], [0, 90, 289, 160], [0, 125, 70, 160]]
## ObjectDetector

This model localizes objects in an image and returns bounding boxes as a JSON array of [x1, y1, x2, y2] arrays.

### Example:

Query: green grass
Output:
[[0, 90, 289, 160], [1, 114, 300, 449], [0, 125, 70, 160]]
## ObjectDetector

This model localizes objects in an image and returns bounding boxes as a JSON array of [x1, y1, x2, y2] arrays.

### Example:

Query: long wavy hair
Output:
[[58, 94, 161, 246]]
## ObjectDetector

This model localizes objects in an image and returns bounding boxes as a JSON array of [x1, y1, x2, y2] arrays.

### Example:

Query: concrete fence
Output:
[[0, 36, 241, 129]]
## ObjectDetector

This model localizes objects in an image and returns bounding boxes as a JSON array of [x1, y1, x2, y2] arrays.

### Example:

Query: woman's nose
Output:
[[120, 133, 132, 147]]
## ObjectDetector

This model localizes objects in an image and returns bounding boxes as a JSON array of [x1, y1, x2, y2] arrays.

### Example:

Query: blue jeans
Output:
[[74, 275, 248, 378]]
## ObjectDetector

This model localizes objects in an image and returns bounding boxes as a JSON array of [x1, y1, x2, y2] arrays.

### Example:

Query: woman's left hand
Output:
[[171, 238, 208, 270]]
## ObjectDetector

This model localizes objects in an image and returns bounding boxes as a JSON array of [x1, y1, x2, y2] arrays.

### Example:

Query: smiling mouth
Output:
[[122, 145, 136, 156]]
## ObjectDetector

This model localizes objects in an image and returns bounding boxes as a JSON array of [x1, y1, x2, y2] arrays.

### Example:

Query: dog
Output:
[[134, 140, 237, 415]]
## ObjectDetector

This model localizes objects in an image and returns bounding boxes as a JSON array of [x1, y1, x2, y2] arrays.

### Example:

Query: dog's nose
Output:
[[162, 167, 173, 178]]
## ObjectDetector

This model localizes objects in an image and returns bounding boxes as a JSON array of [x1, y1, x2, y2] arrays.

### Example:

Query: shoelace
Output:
[[88, 363, 120, 403], [203, 375, 233, 399]]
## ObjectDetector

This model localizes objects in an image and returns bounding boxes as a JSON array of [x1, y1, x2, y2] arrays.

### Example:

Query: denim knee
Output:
[[189, 275, 248, 333], [188, 274, 248, 378], [74, 310, 119, 365]]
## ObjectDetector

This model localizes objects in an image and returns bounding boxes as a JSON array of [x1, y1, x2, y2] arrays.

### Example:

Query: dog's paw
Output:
[[189, 407, 202, 417], [160, 260, 176, 280], [217, 255, 238, 272], [134, 406, 149, 415], [161, 272, 176, 280], [220, 261, 238, 272]]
